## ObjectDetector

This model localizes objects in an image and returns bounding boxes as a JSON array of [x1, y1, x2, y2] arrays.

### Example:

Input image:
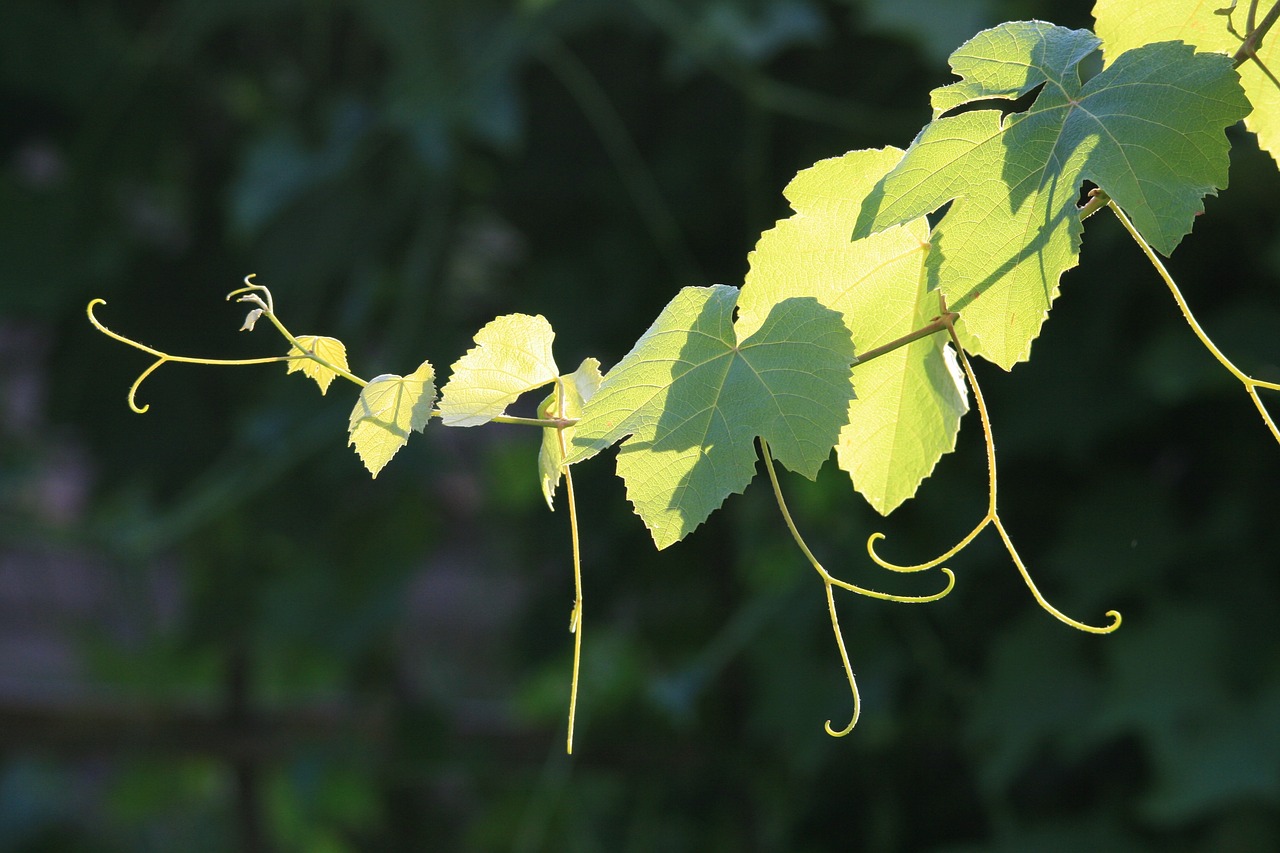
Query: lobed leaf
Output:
[[438, 313, 559, 426], [348, 360, 436, 477], [853, 21, 1249, 369], [738, 148, 968, 515], [538, 357, 604, 510], [1094, 0, 1280, 168], [287, 335, 350, 395], [568, 285, 855, 549]]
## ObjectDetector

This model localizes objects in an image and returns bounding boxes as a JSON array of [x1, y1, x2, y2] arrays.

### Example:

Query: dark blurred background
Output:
[[3, 0, 1280, 850]]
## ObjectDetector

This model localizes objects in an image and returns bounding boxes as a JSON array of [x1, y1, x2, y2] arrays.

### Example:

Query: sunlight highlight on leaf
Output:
[[739, 148, 968, 515], [439, 313, 560, 427], [348, 361, 436, 477], [853, 21, 1248, 368], [1094, 0, 1280, 168], [287, 335, 350, 395], [568, 285, 856, 549]]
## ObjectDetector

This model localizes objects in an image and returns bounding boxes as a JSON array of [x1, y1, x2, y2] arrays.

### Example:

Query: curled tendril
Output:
[[860, 298, 1122, 635], [757, 437, 958, 738], [822, 582, 859, 737], [87, 295, 290, 414], [225, 273, 274, 313], [865, 522, 988, 574], [827, 567, 955, 603]]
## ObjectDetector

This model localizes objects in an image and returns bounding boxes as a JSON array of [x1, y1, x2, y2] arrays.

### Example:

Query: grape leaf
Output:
[[1094, 0, 1280, 168], [438, 313, 559, 427], [287, 335, 349, 395], [538, 358, 604, 510], [853, 21, 1249, 369], [348, 360, 436, 477], [567, 285, 856, 549], [738, 148, 968, 515]]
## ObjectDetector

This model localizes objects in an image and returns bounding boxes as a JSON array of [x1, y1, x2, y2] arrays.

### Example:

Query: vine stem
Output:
[[757, 437, 954, 737], [1106, 200, 1280, 447], [1232, 0, 1280, 68], [867, 297, 1121, 634], [227, 278, 369, 389]]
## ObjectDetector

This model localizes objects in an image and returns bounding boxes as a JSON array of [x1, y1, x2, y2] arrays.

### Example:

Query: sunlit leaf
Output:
[[287, 335, 350, 395], [348, 360, 436, 477], [1094, 0, 1280, 168], [739, 148, 968, 515], [439, 313, 559, 426], [854, 21, 1248, 368], [538, 358, 604, 510], [568, 285, 855, 549]]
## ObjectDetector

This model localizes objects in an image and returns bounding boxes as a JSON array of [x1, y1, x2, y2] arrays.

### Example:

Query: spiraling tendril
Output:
[[758, 436, 957, 739], [866, 299, 1122, 636]]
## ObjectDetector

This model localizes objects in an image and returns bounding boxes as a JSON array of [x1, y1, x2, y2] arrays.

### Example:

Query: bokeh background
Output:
[[3, 0, 1280, 850]]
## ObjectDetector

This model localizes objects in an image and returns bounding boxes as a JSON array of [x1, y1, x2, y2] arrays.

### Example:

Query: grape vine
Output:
[[88, 5, 1280, 754]]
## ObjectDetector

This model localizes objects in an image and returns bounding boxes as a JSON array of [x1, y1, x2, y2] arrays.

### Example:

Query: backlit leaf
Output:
[[287, 335, 349, 395], [739, 148, 968, 515], [348, 360, 436, 477], [853, 21, 1248, 368], [568, 285, 855, 549], [1094, 0, 1280, 168], [439, 313, 559, 426], [538, 358, 604, 510]]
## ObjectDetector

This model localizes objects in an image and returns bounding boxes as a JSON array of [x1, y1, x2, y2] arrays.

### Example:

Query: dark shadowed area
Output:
[[2, 0, 1279, 850]]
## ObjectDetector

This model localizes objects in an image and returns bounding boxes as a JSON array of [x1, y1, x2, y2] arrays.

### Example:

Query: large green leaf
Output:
[[538, 357, 604, 510], [739, 148, 968, 515], [348, 360, 436, 477], [1094, 0, 1280, 168], [438, 313, 559, 426], [567, 285, 856, 549], [853, 21, 1249, 369]]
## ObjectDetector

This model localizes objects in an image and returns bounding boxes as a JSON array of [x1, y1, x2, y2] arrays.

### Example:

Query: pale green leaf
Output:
[[1094, 0, 1280, 168], [287, 335, 349, 395], [348, 360, 436, 477], [568, 285, 855, 549], [738, 148, 968, 515], [854, 21, 1249, 369], [538, 358, 604, 510], [438, 313, 559, 426]]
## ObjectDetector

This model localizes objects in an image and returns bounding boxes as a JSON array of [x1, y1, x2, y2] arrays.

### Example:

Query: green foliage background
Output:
[[3, 0, 1279, 849]]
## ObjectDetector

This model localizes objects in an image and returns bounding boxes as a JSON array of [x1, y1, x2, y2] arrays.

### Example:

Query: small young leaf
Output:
[[1094, 0, 1280, 168], [568, 285, 855, 549], [853, 21, 1249, 368], [348, 360, 436, 477], [240, 308, 263, 331], [739, 148, 968, 515], [287, 335, 350, 395], [538, 358, 604, 509], [439, 313, 559, 426]]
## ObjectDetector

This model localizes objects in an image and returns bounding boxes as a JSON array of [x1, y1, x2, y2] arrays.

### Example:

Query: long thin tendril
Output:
[[553, 377, 586, 755], [1108, 199, 1280, 448], [758, 437, 955, 737], [87, 298, 292, 413], [867, 298, 1121, 635], [88, 276, 375, 413]]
